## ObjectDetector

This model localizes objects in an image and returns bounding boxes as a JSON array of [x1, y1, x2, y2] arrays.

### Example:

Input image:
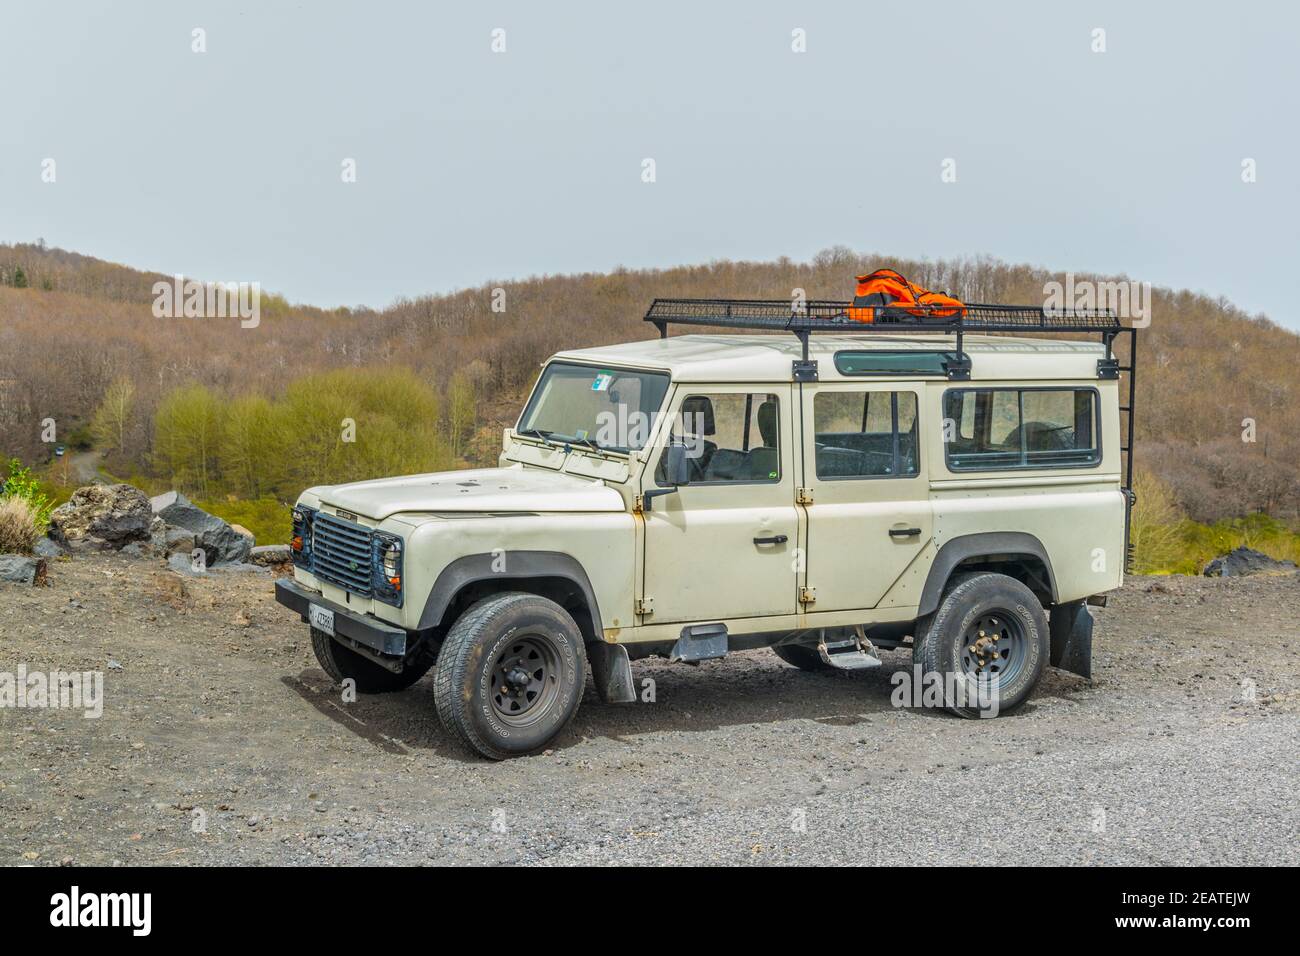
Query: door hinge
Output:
[[636, 597, 654, 616], [796, 487, 814, 505], [799, 586, 817, 606]]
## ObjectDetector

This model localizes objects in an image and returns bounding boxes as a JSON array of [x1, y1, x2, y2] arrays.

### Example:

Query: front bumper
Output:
[[274, 578, 408, 657]]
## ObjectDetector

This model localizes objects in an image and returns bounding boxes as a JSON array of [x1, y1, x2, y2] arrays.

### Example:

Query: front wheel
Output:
[[913, 572, 1048, 717], [433, 592, 587, 760]]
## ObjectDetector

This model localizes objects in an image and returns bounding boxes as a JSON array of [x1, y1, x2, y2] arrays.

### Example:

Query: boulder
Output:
[[151, 491, 252, 565], [0, 554, 47, 585], [167, 552, 207, 576], [1203, 546, 1297, 578], [33, 536, 65, 559], [164, 528, 196, 556], [248, 544, 292, 567], [49, 484, 153, 551]]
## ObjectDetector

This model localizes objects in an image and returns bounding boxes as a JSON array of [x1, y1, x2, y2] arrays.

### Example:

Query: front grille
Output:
[[311, 512, 373, 596]]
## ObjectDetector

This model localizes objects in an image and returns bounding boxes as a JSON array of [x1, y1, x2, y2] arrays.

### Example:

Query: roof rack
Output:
[[645, 297, 1123, 382], [644, 295, 1139, 571]]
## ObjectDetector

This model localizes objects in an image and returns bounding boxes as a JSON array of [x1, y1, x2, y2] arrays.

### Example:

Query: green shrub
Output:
[[1175, 514, 1300, 573], [194, 496, 293, 545], [1, 458, 55, 531], [0, 496, 41, 553], [1128, 469, 1185, 573]]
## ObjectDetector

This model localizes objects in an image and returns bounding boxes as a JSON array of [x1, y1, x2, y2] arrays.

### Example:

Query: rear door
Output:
[[799, 382, 933, 611]]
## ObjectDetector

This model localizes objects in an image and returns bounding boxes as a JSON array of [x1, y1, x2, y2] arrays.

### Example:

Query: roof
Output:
[[550, 333, 1108, 383]]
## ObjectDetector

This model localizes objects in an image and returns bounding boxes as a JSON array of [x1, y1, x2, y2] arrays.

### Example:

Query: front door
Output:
[[640, 385, 800, 624], [799, 382, 933, 611]]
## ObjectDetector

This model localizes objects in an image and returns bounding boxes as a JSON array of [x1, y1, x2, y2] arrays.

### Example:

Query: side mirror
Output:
[[641, 441, 691, 513], [665, 441, 691, 486]]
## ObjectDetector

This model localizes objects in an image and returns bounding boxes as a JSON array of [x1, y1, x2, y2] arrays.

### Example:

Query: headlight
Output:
[[291, 506, 316, 567], [382, 542, 401, 579], [371, 532, 403, 606]]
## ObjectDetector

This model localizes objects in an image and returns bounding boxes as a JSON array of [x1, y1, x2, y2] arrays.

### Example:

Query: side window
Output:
[[943, 388, 1100, 470], [813, 391, 919, 479], [656, 392, 781, 484]]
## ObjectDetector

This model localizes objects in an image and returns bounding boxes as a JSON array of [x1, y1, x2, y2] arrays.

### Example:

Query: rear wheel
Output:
[[433, 592, 587, 760], [913, 572, 1048, 717], [311, 627, 430, 693], [772, 643, 834, 672]]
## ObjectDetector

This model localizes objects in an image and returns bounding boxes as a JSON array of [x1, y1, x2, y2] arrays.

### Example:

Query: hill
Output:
[[1, 242, 1297, 544]]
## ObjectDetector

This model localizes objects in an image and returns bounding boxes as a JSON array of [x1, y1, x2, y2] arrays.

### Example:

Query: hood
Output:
[[314, 467, 625, 520]]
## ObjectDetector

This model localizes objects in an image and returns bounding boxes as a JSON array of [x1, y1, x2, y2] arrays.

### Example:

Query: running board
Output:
[[817, 628, 882, 671]]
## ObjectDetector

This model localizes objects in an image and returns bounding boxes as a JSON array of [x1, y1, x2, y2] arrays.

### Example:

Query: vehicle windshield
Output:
[[517, 362, 670, 453]]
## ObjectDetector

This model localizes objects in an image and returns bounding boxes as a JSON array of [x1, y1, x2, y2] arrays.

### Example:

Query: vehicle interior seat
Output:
[[746, 399, 779, 479], [678, 395, 717, 481]]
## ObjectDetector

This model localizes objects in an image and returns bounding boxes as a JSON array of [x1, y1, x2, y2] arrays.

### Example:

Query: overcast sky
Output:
[[2, 1, 1297, 327]]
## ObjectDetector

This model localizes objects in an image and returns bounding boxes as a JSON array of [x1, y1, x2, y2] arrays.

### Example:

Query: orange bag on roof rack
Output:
[[846, 269, 966, 323]]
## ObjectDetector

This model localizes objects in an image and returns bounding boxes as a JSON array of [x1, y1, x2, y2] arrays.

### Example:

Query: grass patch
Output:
[[1160, 514, 1300, 575], [194, 496, 293, 545]]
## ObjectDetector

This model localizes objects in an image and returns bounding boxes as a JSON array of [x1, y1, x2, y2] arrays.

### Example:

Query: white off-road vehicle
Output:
[[276, 297, 1138, 759]]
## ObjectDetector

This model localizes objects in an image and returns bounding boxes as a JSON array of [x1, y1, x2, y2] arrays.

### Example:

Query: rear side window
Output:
[[943, 388, 1100, 471], [813, 391, 919, 479]]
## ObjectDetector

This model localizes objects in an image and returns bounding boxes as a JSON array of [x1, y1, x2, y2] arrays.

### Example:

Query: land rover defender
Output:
[[275, 297, 1137, 759]]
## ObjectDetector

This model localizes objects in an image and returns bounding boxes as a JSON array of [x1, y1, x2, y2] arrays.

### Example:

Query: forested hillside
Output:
[[1, 241, 1296, 565]]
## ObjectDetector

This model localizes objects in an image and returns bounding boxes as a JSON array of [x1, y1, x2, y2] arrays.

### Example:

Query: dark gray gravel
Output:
[[1, 556, 1296, 866]]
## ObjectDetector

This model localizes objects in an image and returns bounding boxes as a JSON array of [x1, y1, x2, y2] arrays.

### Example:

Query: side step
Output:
[[817, 627, 882, 671]]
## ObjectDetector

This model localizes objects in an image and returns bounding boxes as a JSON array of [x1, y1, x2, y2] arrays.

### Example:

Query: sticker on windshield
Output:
[[591, 371, 612, 392]]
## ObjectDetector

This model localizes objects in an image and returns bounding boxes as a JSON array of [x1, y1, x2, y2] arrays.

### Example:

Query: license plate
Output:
[[308, 604, 335, 637]]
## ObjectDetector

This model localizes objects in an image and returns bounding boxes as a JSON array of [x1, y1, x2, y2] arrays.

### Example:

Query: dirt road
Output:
[[2, 556, 1296, 866]]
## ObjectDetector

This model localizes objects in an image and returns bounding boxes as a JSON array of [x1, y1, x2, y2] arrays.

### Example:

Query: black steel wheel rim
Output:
[[959, 611, 1026, 687], [490, 634, 561, 726]]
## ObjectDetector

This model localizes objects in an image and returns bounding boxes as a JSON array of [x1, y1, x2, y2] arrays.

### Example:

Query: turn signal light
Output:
[[291, 535, 303, 552]]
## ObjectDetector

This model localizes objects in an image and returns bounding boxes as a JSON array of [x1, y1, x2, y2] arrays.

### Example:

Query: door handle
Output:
[[888, 527, 922, 538], [753, 534, 788, 545]]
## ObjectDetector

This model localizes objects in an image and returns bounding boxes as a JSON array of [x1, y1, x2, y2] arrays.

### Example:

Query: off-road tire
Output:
[[772, 643, 835, 672], [913, 572, 1048, 718], [433, 592, 587, 760], [311, 627, 430, 693]]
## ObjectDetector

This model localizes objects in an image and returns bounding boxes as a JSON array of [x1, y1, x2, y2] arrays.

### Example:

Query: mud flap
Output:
[[588, 642, 636, 704], [1049, 600, 1093, 679]]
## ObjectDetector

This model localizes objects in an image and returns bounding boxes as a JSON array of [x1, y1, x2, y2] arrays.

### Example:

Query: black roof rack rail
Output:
[[642, 295, 1139, 571], [643, 297, 1123, 382], [645, 297, 1121, 338]]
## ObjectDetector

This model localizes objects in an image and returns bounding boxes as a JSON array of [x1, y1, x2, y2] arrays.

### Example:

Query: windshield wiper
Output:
[[520, 428, 620, 455], [516, 427, 558, 447], [550, 432, 620, 454]]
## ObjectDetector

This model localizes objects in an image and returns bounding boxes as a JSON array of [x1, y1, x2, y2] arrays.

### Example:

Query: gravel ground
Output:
[[1, 555, 1296, 866]]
